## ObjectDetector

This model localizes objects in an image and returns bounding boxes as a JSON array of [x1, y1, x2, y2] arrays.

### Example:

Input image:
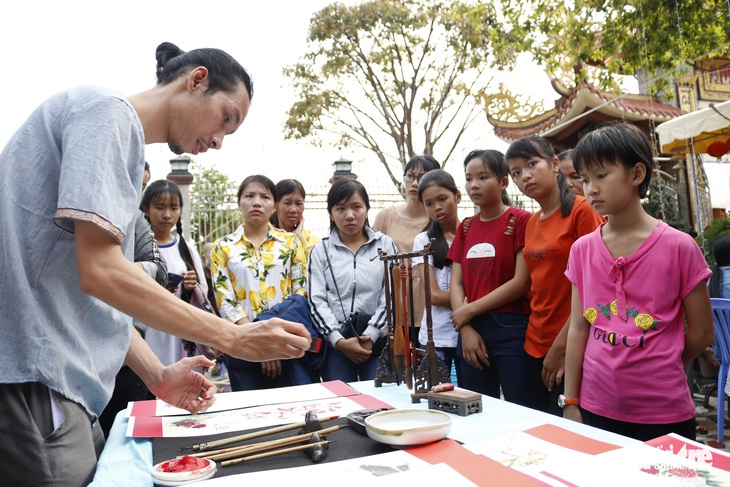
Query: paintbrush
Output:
[[199, 424, 345, 461], [400, 261, 412, 390], [221, 441, 332, 467], [191, 415, 338, 452], [392, 264, 405, 384]]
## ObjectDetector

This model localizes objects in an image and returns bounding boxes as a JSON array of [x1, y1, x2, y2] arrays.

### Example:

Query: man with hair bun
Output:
[[0, 42, 311, 485]]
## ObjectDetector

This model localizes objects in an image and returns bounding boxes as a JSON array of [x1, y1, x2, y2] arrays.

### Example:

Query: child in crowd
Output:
[[412, 170, 461, 383], [564, 123, 714, 441], [448, 151, 532, 406], [308, 178, 398, 382], [506, 137, 605, 415], [140, 179, 208, 367], [212, 175, 311, 391], [558, 149, 584, 197]]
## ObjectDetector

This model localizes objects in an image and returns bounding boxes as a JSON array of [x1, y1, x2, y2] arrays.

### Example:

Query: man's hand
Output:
[[147, 356, 217, 414], [226, 318, 311, 362]]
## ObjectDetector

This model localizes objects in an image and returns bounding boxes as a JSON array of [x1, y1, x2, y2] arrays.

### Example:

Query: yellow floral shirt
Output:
[[212, 224, 306, 323]]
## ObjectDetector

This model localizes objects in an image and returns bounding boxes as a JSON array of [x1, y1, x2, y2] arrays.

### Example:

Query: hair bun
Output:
[[155, 42, 185, 80]]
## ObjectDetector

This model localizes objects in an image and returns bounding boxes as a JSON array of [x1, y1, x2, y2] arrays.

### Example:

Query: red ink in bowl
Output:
[[151, 455, 216, 484]]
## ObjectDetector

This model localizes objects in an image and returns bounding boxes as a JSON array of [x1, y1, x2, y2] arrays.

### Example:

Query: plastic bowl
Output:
[[365, 409, 451, 446]]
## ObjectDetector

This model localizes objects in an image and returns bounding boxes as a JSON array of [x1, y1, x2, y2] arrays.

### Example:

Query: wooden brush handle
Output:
[[392, 265, 404, 356]]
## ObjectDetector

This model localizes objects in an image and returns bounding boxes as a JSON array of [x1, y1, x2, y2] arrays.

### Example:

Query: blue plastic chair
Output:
[[711, 298, 730, 443]]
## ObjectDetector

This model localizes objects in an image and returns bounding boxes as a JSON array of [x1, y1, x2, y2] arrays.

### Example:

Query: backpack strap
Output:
[[461, 216, 473, 239], [505, 213, 517, 236]]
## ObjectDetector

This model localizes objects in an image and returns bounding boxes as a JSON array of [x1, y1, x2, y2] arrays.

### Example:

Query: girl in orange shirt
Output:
[[506, 136, 604, 415]]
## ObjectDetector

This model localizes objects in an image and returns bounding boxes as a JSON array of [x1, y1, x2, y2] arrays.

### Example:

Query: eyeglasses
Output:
[[404, 172, 427, 183]]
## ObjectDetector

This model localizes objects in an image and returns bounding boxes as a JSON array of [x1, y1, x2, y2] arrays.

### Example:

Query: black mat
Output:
[[152, 417, 393, 481]]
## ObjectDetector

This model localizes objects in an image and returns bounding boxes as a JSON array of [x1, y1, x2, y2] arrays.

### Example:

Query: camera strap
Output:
[[321, 238, 348, 319]]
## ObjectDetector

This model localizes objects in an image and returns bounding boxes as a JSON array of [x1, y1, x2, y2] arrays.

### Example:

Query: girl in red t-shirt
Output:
[[447, 150, 533, 407]]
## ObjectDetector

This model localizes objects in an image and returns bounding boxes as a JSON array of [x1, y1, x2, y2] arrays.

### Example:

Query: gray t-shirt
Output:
[[0, 86, 145, 417]]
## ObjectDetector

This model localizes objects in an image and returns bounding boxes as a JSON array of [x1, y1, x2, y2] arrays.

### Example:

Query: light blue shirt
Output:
[[0, 86, 145, 417]]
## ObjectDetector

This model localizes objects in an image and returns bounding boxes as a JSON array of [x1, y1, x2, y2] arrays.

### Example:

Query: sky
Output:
[[0, 0, 560, 192]]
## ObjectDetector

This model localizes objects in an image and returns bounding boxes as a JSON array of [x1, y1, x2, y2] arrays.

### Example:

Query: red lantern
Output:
[[707, 141, 729, 158]]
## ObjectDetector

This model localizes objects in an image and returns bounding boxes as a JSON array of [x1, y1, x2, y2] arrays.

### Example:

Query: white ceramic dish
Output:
[[365, 409, 452, 446], [152, 468, 216, 486], [151, 456, 216, 484]]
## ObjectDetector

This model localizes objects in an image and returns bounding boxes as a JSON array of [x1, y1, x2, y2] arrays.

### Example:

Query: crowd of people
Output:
[[132, 123, 714, 448], [0, 40, 718, 485]]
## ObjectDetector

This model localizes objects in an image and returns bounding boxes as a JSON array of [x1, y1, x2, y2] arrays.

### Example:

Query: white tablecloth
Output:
[[91, 381, 637, 486]]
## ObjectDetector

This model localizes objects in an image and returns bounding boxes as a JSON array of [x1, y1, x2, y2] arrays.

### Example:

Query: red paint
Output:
[[129, 399, 157, 417], [131, 416, 163, 438], [159, 455, 209, 473], [320, 380, 360, 397]]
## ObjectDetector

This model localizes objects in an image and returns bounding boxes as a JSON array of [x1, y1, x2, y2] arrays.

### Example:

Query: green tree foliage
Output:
[[642, 177, 689, 232], [501, 0, 730, 94], [284, 0, 519, 193], [698, 216, 730, 266], [189, 161, 241, 250]]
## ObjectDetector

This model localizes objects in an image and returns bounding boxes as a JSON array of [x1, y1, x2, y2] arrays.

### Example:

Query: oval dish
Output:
[[365, 409, 451, 446], [151, 456, 216, 484]]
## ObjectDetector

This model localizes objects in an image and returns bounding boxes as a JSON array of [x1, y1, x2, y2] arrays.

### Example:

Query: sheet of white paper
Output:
[[124, 381, 359, 417], [552, 442, 730, 486], [192, 449, 437, 486], [645, 432, 730, 472], [126, 394, 389, 438], [466, 431, 599, 486]]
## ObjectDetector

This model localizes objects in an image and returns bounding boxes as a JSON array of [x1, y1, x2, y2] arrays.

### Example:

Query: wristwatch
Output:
[[558, 394, 579, 408]]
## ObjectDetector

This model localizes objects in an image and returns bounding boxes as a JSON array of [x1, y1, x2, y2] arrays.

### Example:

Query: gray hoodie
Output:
[[307, 226, 397, 347]]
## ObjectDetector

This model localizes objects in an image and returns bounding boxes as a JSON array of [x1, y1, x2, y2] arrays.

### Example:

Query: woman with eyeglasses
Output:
[[372, 155, 441, 254]]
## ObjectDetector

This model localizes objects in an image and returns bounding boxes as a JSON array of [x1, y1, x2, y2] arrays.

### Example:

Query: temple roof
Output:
[[489, 80, 686, 150]]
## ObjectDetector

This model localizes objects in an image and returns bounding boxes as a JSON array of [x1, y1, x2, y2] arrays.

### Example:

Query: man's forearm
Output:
[[75, 221, 310, 362], [125, 328, 163, 386]]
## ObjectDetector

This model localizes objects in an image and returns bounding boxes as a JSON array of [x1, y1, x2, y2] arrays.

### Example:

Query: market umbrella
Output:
[[656, 100, 730, 155]]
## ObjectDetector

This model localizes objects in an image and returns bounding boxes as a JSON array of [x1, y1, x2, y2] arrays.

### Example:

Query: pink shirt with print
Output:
[[566, 221, 711, 424]]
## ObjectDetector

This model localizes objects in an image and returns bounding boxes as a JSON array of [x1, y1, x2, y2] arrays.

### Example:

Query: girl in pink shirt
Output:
[[564, 123, 714, 441]]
